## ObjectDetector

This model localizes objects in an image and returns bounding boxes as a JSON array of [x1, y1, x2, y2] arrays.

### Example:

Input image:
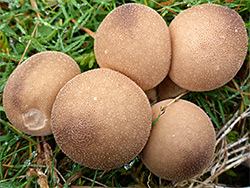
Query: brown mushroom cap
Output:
[[169, 4, 248, 91], [141, 99, 216, 181], [52, 68, 152, 170], [3, 51, 81, 136], [157, 76, 187, 101], [94, 3, 171, 91]]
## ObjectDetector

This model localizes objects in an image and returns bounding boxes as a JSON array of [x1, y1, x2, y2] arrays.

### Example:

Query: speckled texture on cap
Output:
[[157, 76, 186, 101], [169, 4, 248, 91], [3, 51, 81, 136], [141, 99, 216, 181], [94, 3, 171, 91], [52, 68, 152, 170]]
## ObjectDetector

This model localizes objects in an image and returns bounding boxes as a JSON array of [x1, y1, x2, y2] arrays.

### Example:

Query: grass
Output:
[[0, 0, 249, 187]]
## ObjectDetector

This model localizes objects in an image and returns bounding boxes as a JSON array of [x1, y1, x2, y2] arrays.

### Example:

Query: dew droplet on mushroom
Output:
[[3, 51, 81, 136]]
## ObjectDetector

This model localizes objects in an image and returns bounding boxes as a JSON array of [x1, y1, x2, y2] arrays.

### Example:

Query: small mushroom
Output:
[[141, 99, 216, 181], [94, 3, 171, 91], [157, 76, 187, 101], [145, 88, 157, 103], [3, 51, 81, 136], [169, 4, 248, 91], [52, 68, 152, 170]]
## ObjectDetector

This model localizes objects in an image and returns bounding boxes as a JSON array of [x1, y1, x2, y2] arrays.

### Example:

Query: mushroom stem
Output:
[[71, 19, 96, 39]]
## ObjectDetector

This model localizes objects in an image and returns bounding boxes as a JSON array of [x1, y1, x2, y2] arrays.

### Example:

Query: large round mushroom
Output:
[[94, 3, 171, 91], [141, 99, 216, 181], [3, 51, 81, 136], [52, 68, 152, 170], [169, 4, 248, 91]]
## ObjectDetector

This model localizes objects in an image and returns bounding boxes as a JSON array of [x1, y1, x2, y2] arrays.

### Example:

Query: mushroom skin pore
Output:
[[52, 68, 152, 170], [141, 99, 216, 181], [3, 51, 81, 136], [169, 4, 248, 91], [94, 3, 171, 91]]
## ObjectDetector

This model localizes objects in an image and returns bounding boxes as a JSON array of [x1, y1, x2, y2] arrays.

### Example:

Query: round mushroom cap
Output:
[[52, 68, 152, 170], [3, 51, 81, 136], [94, 3, 171, 91], [141, 99, 216, 181], [169, 4, 248, 91], [157, 76, 186, 101]]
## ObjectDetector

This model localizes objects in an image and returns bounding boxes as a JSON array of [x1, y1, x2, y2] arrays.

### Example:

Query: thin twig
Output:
[[18, 24, 39, 66], [227, 136, 249, 151], [236, 0, 243, 12], [0, 175, 27, 183], [210, 153, 250, 181], [71, 19, 96, 39], [228, 143, 249, 156], [62, 169, 107, 187], [216, 110, 239, 138], [53, 167, 66, 183], [147, 172, 152, 188], [30, 0, 41, 19], [216, 107, 250, 145], [152, 91, 190, 127], [151, 0, 178, 15], [161, 91, 190, 114], [64, 169, 84, 185]]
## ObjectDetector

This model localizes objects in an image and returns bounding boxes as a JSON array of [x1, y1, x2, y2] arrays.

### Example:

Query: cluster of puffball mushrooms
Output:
[[3, 3, 248, 182]]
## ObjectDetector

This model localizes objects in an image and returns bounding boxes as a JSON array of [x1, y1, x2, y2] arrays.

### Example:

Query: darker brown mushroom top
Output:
[[94, 3, 171, 91]]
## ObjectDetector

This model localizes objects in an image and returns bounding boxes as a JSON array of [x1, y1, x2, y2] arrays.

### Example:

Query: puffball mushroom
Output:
[[94, 3, 171, 91], [169, 4, 248, 91], [3, 51, 81, 136], [141, 99, 216, 181], [52, 68, 152, 170], [157, 76, 186, 101]]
